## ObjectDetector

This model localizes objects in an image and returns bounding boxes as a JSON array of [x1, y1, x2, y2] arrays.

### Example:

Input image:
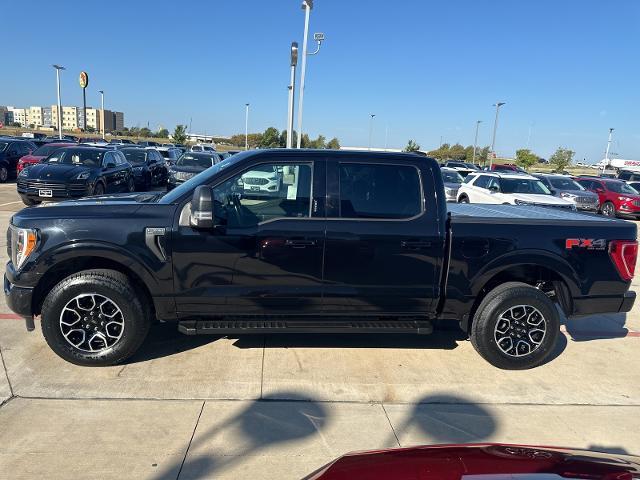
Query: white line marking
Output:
[[0, 201, 22, 207]]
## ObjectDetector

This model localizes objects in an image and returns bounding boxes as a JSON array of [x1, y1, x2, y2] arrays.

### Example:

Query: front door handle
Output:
[[285, 239, 317, 248], [401, 240, 432, 250]]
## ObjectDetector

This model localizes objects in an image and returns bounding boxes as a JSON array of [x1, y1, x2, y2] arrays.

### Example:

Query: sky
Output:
[[2, 0, 639, 161]]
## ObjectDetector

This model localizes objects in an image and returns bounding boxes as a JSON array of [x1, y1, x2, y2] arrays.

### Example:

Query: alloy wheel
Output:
[[493, 305, 546, 357], [59, 294, 125, 352]]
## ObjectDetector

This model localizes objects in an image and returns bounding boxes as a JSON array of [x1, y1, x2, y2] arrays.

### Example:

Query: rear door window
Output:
[[473, 175, 490, 189], [338, 163, 422, 219]]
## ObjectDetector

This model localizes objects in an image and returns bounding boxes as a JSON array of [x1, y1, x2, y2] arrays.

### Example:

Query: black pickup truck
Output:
[[4, 150, 637, 369]]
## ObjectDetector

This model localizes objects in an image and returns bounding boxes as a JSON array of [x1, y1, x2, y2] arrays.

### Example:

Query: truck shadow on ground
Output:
[[150, 392, 499, 480]]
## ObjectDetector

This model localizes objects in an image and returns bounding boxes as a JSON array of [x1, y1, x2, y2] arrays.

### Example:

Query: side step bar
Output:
[[178, 318, 433, 335]]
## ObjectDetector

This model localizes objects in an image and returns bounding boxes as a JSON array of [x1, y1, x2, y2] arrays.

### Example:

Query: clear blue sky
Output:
[[2, 0, 639, 161]]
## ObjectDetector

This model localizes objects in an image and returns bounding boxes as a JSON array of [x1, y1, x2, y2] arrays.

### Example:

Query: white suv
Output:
[[457, 172, 575, 209]]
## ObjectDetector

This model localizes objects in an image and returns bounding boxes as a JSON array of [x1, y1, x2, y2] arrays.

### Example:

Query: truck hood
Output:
[[507, 193, 571, 205], [23, 162, 93, 181]]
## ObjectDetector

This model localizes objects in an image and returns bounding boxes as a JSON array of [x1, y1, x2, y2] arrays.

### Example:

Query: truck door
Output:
[[171, 156, 326, 316], [322, 158, 443, 314]]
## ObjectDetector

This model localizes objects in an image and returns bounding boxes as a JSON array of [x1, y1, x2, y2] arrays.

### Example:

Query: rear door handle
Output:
[[285, 239, 317, 248], [401, 240, 432, 250]]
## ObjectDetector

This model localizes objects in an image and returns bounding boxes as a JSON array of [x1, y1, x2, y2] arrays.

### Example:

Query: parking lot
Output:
[[0, 181, 639, 479]]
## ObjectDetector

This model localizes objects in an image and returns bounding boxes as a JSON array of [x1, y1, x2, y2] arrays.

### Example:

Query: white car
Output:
[[190, 143, 216, 152], [240, 165, 282, 196], [456, 172, 575, 209]]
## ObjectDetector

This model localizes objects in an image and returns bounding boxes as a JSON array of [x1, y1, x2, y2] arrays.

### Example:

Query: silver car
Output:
[[533, 174, 599, 212], [441, 167, 464, 202]]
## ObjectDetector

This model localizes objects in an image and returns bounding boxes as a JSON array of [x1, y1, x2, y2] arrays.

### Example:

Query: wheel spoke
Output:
[[494, 304, 547, 358]]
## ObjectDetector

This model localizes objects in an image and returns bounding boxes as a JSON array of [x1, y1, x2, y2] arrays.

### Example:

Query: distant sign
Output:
[[79, 71, 89, 89]]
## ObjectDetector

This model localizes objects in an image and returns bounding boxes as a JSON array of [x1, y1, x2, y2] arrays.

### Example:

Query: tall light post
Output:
[[368, 114, 376, 150], [490, 102, 506, 168], [287, 42, 299, 149], [98, 90, 105, 140], [244, 103, 250, 150], [52, 65, 65, 139], [605, 127, 614, 161], [295, 1, 324, 148], [472, 120, 482, 164]]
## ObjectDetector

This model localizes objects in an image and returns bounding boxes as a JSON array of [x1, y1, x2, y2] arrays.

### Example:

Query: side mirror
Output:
[[190, 185, 214, 229], [489, 185, 499, 193]]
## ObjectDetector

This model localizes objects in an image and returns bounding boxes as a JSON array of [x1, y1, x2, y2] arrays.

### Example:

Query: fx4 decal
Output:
[[565, 238, 607, 250]]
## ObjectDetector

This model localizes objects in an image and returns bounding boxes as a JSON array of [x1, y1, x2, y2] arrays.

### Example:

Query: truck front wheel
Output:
[[40, 269, 150, 366], [470, 282, 560, 370]]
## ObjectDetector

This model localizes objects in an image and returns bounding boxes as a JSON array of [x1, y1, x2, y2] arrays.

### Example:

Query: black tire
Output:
[[40, 269, 151, 366], [93, 182, 105, 196], [127, 176, 136, 192], [0, 166, 8, 183], [601, 201, 616, 217], [21, 196, 41, 207], [470, 281, 560, 370], [458, 195, 469, 203]]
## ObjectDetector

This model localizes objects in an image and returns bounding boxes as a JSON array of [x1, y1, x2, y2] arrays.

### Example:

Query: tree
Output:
[[514, 148, 539, 171], [156, 128, 169, 138], [172, 124, 188, 144], [448, 143, 466, 160], [86, 126, 96, 133], [139, 127, 152, 138], [404, 139, 420, 152], [549, 147, 574, 172], [259, 127, 281, 148], [307, 135, 326, 149], [10, 122, 21, 127], [478, 146, 490, 165], [326, 137, 340, 149]]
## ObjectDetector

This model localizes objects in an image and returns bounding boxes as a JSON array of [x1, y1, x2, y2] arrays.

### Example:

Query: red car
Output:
[[17, 142, 73, 173], [574, 176, 640, 218], [305, 443, 640, 480], [488, 163, 525, 173]]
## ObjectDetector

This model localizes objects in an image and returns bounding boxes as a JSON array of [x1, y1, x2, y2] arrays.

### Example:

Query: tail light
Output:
[[609, 240, 638, 281]]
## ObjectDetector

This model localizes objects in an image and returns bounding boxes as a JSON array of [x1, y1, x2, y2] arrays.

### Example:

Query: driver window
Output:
[[214, 162, 312, 227], [486, 177, 500, 191]]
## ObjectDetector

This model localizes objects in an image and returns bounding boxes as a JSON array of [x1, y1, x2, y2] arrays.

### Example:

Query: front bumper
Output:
[[4, 273, 34, 329], [17, 182, 91, 201]]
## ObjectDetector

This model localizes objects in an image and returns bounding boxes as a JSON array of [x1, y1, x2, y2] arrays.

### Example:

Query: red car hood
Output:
[[19, 155, 46, 163], [305, 444, 640, 480]]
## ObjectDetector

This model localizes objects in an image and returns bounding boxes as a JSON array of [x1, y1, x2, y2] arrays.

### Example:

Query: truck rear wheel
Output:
[[470, 282, 560, 370], [40, 269, 150, 366]]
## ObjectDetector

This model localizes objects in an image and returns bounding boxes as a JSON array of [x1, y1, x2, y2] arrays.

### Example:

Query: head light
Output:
[[18, 168, 28, 177], [9, 226, 37, 269], [75, 171, 91, 180]]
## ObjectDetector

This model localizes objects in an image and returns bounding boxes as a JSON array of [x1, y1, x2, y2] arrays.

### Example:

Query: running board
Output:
[[178, 318, 433, 335]]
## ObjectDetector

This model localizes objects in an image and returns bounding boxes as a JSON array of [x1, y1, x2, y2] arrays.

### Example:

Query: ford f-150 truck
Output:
[[4, 150, 637, 369]]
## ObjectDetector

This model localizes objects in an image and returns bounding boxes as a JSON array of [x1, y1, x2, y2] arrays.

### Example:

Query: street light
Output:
[[245, 103, 250, 150], [52, 65, 65, 139], [368, 114, 376, 150], [472, 120, 482, 164], [287, 42, 299, 149], [296, 0, 325, 148], [98, 90, 105, 140], [490, 102, 506, 168]]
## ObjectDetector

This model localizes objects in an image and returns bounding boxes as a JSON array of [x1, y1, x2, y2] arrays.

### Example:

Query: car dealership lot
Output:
[[0, 181, 639, 479]]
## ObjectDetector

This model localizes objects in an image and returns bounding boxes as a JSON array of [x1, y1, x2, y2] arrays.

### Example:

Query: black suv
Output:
[[120, 147, 168, 190], [17, 146, 135, 205], [0, 138, 36, 182]]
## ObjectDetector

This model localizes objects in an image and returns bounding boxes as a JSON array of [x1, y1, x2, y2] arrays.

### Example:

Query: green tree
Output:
[[478, 146, 490, 165], [172, 125, 188, 144], [404, 139, 421, 152], [11, 122, 21, 127], [326, 137, 340, 149], [549, 147, 574, 172], [156, 128, 169, 138], [448, 143, 466, 160], [259, 127, 281, 148], [139, 127, 152, 138], [515, 148, 539, 171]]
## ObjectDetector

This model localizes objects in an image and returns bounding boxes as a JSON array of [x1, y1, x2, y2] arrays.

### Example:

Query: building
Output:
[[27, 106, 44, 127], [8, 107, 27, 126], [113, 111, 124, 132], [43, 107, 52, 127], [2, 103, 124, 132]]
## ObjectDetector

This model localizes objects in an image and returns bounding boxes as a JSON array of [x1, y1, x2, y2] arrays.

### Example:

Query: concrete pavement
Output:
[[0, 182, 639, 479]]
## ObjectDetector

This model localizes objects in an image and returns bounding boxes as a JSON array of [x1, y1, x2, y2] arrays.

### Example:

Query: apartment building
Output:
[[2, 104, 124, 132]]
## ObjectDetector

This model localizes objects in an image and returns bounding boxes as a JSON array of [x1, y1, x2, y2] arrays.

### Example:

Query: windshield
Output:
[[499, 178, 551, 194], [607, 181, 639, 194], [176, 153, 214, 169], [33, 144, 68, 157], [46, 148, 104, 166], [121, 149, 147, 165], [549, 177, 585, 191], [160, 154, 245, 204], [442, 170, 463, 184]]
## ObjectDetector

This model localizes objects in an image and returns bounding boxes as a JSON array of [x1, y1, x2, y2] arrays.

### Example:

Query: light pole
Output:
[[605, 127, 614, 161], [52, 65, 65, 139], [295, 1, 324, 148], [244, 103, 250, 150], [472, 120, 482, 164], [368, 114, 376, 150], [490, 102, 506, 168], [287, 42, 299, 149], [98, 90, 105, 140]]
